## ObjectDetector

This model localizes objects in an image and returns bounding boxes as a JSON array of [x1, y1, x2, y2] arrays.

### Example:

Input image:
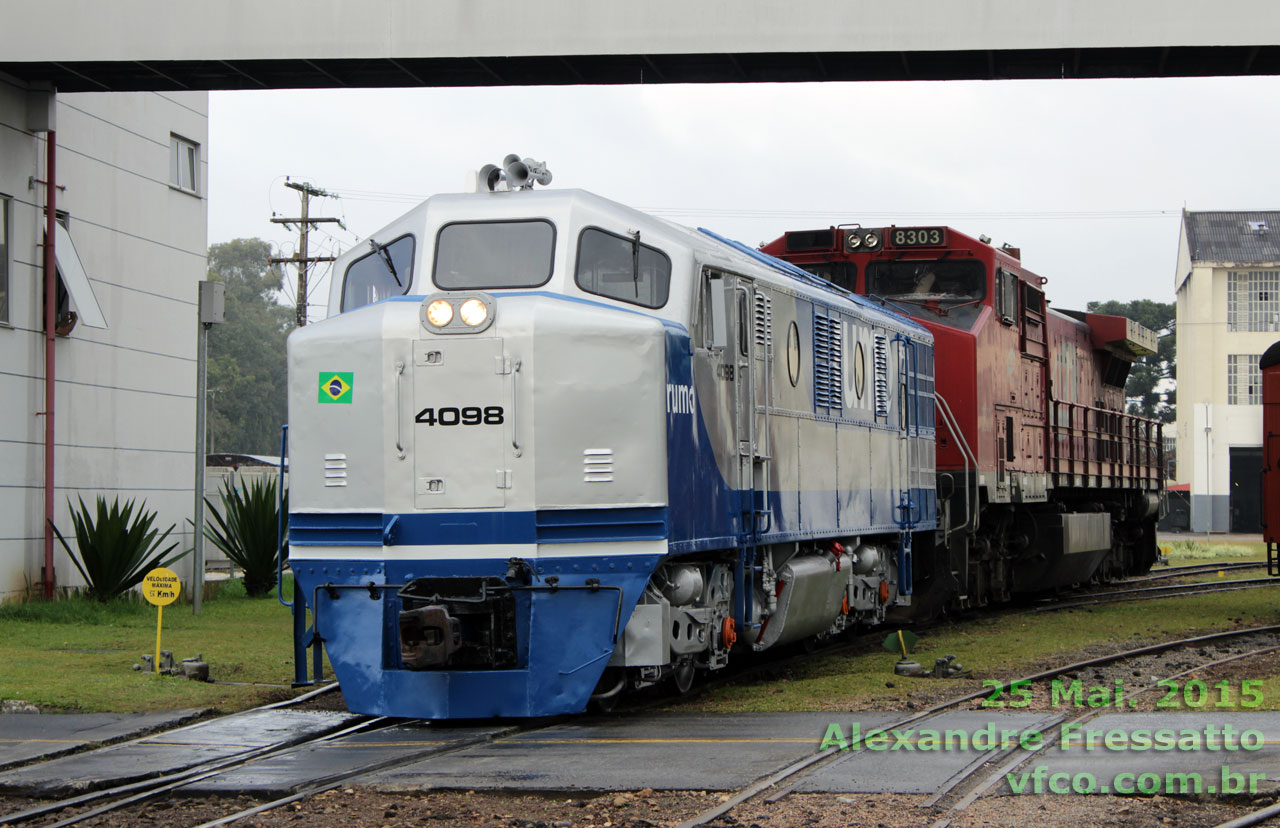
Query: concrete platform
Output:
[[995, 713, 1280, 796], [0, 710, 206, 770], [368, 712, 887, 793], [182, 722, 513, 795], [0, 709, 362, 796], [798, 710, 1063, 794]]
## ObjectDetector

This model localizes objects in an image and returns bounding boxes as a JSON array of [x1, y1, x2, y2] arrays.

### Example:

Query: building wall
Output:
[[0, 76, 207, 599], [1175, 248, 1280, 532]]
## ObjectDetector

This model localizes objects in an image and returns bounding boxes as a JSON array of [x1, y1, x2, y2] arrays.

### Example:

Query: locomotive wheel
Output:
[[672, 658, 696, 694]]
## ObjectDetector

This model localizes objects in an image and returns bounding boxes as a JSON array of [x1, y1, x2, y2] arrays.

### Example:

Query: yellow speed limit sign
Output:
[[142, 567, 181, 606], [143, 567, 181, 676]]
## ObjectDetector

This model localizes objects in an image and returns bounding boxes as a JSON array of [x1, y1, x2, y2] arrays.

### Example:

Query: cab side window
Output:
[[575, 227, 671, 309]]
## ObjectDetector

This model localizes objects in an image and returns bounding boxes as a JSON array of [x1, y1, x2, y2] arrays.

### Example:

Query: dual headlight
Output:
[[420, 293, 495, 334]]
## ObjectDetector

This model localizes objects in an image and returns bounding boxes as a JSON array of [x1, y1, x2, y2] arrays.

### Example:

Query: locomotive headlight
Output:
[[863, 231, 881, 248], [459, 298, 489, 327], [420, 292, 496, 334], [846, 232, 862, 250], [425, 299, 454, 327]]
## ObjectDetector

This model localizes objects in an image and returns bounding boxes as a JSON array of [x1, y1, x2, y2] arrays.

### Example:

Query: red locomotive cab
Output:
[[1261, 342, 1280, 573]]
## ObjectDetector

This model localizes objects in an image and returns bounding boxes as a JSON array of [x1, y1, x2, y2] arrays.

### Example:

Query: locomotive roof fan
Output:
[[478, 155, 553, 192]]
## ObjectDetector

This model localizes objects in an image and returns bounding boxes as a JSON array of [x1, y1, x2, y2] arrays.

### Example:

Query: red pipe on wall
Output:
[[43, 130, 56, 599]]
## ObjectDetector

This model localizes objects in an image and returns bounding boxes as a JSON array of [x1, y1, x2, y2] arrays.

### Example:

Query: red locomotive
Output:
[[1261, 344, 1280, 574], [762, 224, 1164, 608]]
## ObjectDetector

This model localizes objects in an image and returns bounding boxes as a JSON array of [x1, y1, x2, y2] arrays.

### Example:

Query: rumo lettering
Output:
[[667, 383, 695, 415]]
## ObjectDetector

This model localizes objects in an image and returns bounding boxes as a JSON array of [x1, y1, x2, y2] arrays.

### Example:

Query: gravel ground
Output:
[[0, 788, 1264, 828]]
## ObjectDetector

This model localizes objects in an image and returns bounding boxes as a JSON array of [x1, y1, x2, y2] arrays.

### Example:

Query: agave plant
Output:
[[203, 477, 287, 597], [50, 496, 186, 602]]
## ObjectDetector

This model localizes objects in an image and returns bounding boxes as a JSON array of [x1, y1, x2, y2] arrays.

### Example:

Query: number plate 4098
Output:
[[415, 406, 505, 426]]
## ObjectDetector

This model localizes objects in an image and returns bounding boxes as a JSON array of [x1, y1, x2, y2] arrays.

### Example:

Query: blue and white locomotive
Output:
[[286, 161, 936, 718]]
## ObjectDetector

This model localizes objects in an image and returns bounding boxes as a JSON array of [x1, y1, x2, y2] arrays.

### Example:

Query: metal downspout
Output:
[[42, 130, 56, 599]]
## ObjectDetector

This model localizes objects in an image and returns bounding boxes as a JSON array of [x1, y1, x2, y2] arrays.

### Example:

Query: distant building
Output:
[[1174, 210, 1280, 533], [0, 78, 208, 599]]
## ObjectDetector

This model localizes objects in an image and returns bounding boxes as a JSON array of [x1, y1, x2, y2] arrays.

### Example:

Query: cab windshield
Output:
[[865, 260, 986, 330], [433, 219, 555, 289]]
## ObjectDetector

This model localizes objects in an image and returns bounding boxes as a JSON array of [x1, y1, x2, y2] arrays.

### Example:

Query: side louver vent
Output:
[[813, 311, 843, 411], [583, 448, 614, 483], [324, 453, 348, 487], [754, 291, 773, 353], [873, 334, 890, 417]]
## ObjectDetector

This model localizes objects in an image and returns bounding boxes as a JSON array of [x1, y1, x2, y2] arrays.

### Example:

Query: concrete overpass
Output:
[[2, 0, 1279, 91]]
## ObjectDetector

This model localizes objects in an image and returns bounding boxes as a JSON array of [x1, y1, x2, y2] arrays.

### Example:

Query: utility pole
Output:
[[268, 180, 342, 326]]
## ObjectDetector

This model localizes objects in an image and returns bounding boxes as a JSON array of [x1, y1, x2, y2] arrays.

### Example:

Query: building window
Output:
[[0, 195, 8, 325], [1227, 354, 1262, 405], [1227, 270, 1280, 332], [170, 134, 199, 193]]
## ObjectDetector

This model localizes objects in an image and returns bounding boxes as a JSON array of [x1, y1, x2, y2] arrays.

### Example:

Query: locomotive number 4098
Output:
[[415, 406, 505, 426]]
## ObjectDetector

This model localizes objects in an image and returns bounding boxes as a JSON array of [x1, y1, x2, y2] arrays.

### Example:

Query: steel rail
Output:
[[29, 718, 392, 828], [0, 683, 347, 826], [1211, 798, 1280, 828], [1075, 576, 1279, 599], [186, 720, 539, 828], [1039, 579, 1280, 612], [937, 640, 1280, 820], [1132, 561, 1265, 583], [672, 624, 1280, 828]]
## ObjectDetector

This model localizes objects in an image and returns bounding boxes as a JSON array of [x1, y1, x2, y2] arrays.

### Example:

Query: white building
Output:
[[1174, 210, 1280, 533], [0, 77, 207, 599]]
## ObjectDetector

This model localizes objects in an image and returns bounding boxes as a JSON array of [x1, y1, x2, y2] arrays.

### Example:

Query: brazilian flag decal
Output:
[[318, 372, 354, 404]]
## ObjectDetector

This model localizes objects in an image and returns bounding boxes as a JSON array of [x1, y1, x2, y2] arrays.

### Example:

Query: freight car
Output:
[[285, 163, 936, 718], [762, 224, 1164, 612], [1261, 343, 1280, 574]]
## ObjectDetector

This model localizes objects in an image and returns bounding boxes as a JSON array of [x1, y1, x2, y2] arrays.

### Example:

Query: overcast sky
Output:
[[208, 75, 1280, 318]]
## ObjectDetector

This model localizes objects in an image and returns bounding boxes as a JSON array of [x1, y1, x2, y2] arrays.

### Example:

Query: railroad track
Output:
[[1041, 576, 1280, 612], [0, 679, 597, 828], [1134, 560, 1265, 583], [0, 684, 355, 828], [672, 624, 1280, 828]]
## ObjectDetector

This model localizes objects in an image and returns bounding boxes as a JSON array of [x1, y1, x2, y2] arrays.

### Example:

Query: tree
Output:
[[1086, 299, 1176, 423], [206, 239, 293, 455]]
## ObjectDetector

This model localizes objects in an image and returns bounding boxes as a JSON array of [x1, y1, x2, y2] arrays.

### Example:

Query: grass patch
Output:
[[0, 576, 327, 714], [1160, 539, 1265, 563], [688, 587, 1280, 713]]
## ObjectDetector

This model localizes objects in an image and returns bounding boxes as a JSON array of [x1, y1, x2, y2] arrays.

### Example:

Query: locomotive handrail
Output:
[[393, 360, 406, 461], [277, 424, 290, 609], [892, 334, 922, 529], [757, 289, 772, 465], [1049, 400, 1162, 489], [510, 359, 523, 457], [935, 392, 977, 539]]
